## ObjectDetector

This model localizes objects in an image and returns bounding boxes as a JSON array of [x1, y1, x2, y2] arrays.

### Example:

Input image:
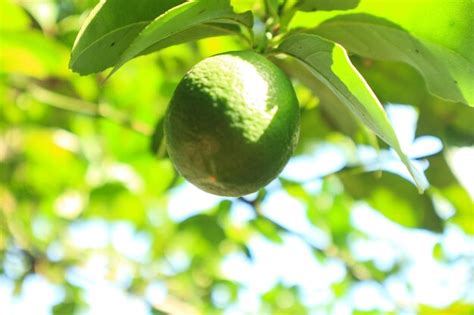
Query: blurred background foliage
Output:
[[0, 0, 473, 314]]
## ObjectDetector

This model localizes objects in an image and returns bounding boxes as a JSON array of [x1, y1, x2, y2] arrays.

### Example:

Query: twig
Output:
[[25, 84, 153, 137]]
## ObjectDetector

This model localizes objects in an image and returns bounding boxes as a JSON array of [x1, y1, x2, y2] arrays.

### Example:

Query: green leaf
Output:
[[137, 22, 242, 57], [324, 193, 352, 246], [0, 0, 31, 31], [290, 0, 474, 106], [265, 0, 280, 19], [280, 178, 310, 200], [346, 57, 474, 146], [432, 242, 444, 261], [111, 0, 253, 75], [250, 218, 283, 244], [150, 116, 167, 159], [296, 0, 360, 11], [70, 0, 184, 75], [52, 302, 78, 315], [358, 0, 474, 65], [261, 283, 308, 314], [150, 307, 169, 315], [419, 303, 474, 315], [340, 171, 443, 232], [311, 14, 474, 106], [240, 243, 254, 261], [87, 182, 146, 224], [216, 200, 233, 218], [20, 129, 85, 197], [331, 279, 350, 298], [290, 0, 474, 64], [0, 30, 70, 78], [278, 33, 428, 192], [179, 214, 226, 246], [274, 57, 366, 140]]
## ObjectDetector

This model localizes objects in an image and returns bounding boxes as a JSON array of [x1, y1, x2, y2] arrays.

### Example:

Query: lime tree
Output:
[[164, 51, 300, 196]]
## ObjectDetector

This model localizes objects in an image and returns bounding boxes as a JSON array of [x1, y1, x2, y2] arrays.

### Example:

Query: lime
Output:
[[164, 50, 300, 196]]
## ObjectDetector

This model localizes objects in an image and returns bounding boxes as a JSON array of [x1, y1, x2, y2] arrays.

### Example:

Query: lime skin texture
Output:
[[165, 50, 300, 197]]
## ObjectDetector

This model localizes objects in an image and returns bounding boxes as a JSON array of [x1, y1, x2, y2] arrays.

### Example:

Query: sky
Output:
[[1, 104, 473, 314]]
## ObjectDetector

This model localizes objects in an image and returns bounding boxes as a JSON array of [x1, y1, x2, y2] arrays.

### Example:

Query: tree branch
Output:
[[23, 84, 153, 137]]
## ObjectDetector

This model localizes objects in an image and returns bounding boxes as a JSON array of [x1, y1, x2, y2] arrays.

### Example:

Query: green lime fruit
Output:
[[164, 50, 300, 196]]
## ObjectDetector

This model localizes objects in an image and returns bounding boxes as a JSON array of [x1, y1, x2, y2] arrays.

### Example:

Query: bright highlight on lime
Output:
[[165, 51, 300, 196]]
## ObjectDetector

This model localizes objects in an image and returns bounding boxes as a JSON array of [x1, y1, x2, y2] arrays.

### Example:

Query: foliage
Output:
[[0, 0, 473, 314]]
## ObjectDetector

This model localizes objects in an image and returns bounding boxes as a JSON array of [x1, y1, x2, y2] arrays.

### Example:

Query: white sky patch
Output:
[[68, 220, 109, 249], [351, 204, 474, 307], [356, 145, 379, 162], [385, 276, 416, 311], [28, 2, 58, 30], [351, 203, 439, 259], [282, 145, 347, 182], [111, 223, 150, 262], [164, 250, 191, 274], [86, 162, 144, 192], [229, 202, 256, 225], [84, 282, 149, 315], [0, 277, 13, 313], [236, 288, 262, 313], [348, 281, 394, 311], [407, 259, 471, 307], [330, 302, 353, 315], [0, 275, 63, 315], [167, 182, 223, 222], [212, 283, 234, 308], [46, 241, 64, 262], [32, 216, 54, 242], [431, 192, 456, 219], [54, 190, 84, 219], [65, 255, 109, 288], [222, 234, 344, 299], [52, 129, 80, 152], [447, 146, 474, 198], [442, 225, 474, 259], [262, 190, 330, 248], [36, 3, 55, 22], [107, 163, 143, 192], [349, 238, 399, 271], [76, 253, 136, 288], [386, 104, 418, 151], [146, 282, 168, 306], [407, 135, 443, 158]]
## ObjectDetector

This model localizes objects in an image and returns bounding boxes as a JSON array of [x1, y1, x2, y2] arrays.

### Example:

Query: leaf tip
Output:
[[401, 154, 430, 193]]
